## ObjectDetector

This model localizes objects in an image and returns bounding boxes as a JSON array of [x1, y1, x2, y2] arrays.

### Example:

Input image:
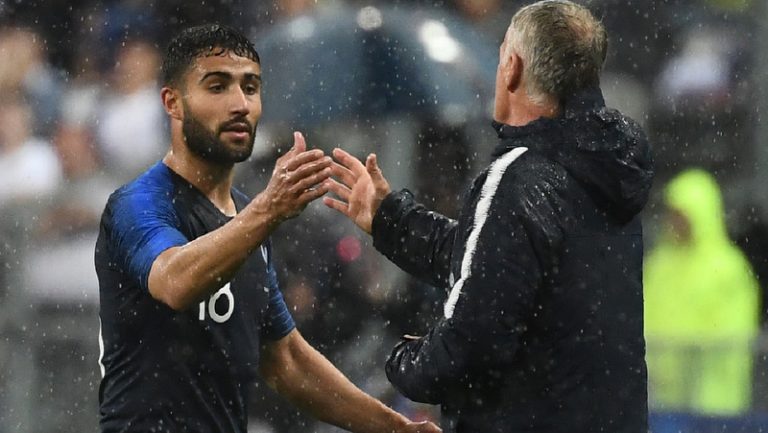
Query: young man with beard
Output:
[[94, 25, 440, 433], [324, 1, 653, 432]]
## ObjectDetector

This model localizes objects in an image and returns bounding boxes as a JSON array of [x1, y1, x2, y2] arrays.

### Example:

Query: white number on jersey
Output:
[[198, 282, 234, 323]]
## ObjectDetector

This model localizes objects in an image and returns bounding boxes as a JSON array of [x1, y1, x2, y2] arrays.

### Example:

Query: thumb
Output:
[[414, 421, 442, 432], [292, 131, 307, 153], [366, 153, 385, 181], [366, 153, 390, 194]]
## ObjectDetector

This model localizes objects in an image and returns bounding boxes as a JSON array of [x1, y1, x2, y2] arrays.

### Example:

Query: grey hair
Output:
[[506, 0, 607, 105]]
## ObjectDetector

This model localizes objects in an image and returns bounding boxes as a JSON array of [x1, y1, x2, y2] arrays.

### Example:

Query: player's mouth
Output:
[[220, 122, 252, 140]]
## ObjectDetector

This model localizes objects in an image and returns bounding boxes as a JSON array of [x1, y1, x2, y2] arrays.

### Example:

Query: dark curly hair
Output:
[[162, 24, 260, 87]]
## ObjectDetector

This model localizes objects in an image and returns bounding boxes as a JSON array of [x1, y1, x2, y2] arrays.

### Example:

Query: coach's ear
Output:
[[506, 51, 523, 93], [161, 87, 183, 121]]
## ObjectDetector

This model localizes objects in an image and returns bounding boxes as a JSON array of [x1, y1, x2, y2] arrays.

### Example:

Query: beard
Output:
[[181, 102, 256, 164]]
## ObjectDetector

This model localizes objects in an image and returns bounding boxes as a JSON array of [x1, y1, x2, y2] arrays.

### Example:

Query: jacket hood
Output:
[[663, 168, 729, 247], [493, 88, 654, 222]]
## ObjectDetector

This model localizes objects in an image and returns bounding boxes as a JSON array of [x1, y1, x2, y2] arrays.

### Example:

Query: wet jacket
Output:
[[373, 89, 653, 433], [644, 169, 759, 415]]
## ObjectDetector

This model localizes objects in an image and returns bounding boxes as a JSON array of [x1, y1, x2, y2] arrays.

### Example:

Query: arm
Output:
[[259, 330, 441, 433], [324, 148, 458, 287], [149, 132, 332, 310], [385, 175, 563, 403], [372, 190, 458, 288]]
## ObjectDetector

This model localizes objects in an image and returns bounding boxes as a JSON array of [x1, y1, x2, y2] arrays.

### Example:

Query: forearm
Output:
[[372, 190, 457, 287], [261, 331, 409, 433], [386, 293, 524, 404], [385, 320, 469, 404], [148, 194, 277, 310]]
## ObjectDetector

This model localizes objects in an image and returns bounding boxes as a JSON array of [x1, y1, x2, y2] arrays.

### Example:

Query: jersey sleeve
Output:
[[260, 242, 296, 341], [105, 187, 189, 292]]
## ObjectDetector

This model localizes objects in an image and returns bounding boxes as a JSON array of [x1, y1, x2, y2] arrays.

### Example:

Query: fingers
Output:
[[289, 156, 332, 182], [323, 196, 351, 216], [402, 421, 442, 433], [332, 148, 367, 176], [282, 149, 326, 172], [296, 180, 331, 204], [417, 421, 442, 433], [324, 178, 352, 202], [329, 161, 356, 188], [275, 131, 320, 173], [290, 166, 332, 194]]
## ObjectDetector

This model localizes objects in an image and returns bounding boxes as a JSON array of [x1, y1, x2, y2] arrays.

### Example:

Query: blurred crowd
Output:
[[0, 0, 766, 432]]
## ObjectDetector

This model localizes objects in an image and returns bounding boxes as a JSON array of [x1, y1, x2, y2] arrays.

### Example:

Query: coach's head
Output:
[[160, 24, 262, 165], [494, 0, 608, 125]]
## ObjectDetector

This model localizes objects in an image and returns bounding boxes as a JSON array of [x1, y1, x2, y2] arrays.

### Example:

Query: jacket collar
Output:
[[492, 87, 606, 141]]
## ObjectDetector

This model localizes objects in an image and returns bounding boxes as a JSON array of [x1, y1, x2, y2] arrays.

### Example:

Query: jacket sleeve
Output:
[[385, 173, 564, 404], [371, 189, 459, 288]]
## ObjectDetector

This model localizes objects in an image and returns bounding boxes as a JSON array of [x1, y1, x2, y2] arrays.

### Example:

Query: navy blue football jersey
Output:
[[95, 161, 295, 433]]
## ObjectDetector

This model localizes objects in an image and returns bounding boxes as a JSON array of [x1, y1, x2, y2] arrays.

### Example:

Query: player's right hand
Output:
[[255, 131, 332, 224]]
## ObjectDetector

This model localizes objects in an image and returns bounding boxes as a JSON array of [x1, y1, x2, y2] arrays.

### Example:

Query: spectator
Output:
[[0, 98, 62, 207], [0, 26, 62, 136], [645, 168, 760, 416], [96, 38, 166, 179]]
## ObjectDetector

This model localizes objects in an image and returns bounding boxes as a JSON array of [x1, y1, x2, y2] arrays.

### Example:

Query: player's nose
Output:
[[228, 87, 250, 116]]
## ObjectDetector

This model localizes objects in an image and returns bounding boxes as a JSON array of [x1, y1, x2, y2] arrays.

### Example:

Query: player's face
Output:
[[180, 50, 262, 164]]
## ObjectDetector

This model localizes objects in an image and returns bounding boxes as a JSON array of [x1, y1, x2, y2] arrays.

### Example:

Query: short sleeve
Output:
[[106, 187, 189, 292], [260, 243, 296, 340]]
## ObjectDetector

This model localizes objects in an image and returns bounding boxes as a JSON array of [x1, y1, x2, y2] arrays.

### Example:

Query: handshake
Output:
[[259, 131, 392, 234]]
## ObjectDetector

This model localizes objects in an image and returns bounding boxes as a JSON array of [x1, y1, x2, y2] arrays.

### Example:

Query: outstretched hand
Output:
[[323, 148, 391, 234], [255, 131, 332, 225]]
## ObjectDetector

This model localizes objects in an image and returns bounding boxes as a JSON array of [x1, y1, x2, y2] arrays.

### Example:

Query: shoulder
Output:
[[473, 149, 570, 241], [103, 163, 178, 224], [488, 148, 568, 201]]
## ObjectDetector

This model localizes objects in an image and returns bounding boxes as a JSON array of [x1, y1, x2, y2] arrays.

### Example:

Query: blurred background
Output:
[[0, 0, 767, 432]]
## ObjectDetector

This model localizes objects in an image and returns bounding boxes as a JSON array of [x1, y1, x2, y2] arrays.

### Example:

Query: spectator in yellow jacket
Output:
[[645, 168, 759, 415]]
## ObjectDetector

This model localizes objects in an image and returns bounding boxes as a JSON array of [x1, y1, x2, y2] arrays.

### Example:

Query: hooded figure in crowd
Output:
[[645, 168, 759, 415]]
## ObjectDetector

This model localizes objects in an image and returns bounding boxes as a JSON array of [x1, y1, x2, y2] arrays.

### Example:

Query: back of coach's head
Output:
[[506, 0, 608, 105], [161, 24, 261, 89]]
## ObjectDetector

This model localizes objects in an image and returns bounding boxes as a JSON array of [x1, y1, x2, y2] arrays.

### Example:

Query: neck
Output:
[[163, 131, 237, 216], [496, 91, 561, 127]]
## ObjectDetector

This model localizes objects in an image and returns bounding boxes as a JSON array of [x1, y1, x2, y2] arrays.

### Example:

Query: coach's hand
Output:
[[255, 131, 332, 225], [323, 148, 391, 234], [398, 420, 442, 433]]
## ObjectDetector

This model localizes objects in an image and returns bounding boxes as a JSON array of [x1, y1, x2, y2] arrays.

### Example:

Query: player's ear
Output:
[[161, 86, 183, 120]]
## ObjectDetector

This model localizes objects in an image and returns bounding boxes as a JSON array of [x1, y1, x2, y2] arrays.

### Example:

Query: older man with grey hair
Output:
[[325, 1, 653, 432]]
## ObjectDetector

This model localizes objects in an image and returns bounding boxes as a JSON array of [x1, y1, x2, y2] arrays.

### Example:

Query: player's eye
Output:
[[244, 84, 259, 95], [208, 83, 225, 93]]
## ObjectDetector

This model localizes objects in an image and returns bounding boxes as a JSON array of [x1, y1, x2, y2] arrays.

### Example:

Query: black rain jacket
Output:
[[374, 88, 653, 433]]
